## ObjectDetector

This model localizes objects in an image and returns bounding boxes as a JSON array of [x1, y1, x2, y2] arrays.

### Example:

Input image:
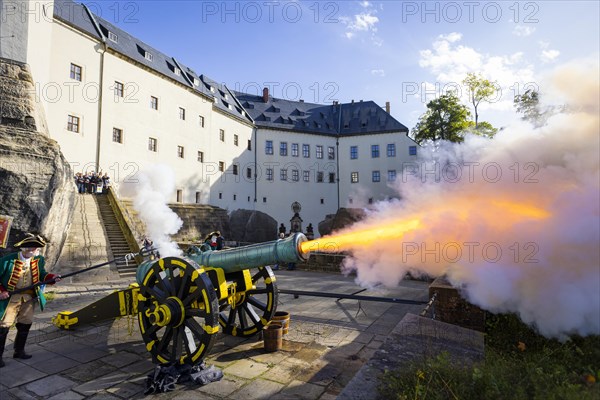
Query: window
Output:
[[112, 128, 123, 143], [218, 192, 222, 199], [199, 115, 205, 127], [220, 129, 225, 142], [246, 167, 252, 179], [145, 51, 153, 62], [177, 146, 184, 158], [67, 115, 80, 133], [350, 146, 358, 159], [280, 142, 288, 156], [266, 168, 273, 181], [317, 171, 324, 183], [265, 140, 273, 155], [320, 198, 324, 204], [70, 63, 82, 81], [409, 146, 417, 156], [174, 67, 181, 76], [303, 170, 310, 182], [372, 171, 381, 182], [349, 198, 353, 204], [351, 172, 359, 183], [368, 198, 374, 204], [179, 107, 186, 120], [291, 143, 299, 157], [150, 96, 158, 110], [218, 161, 225, 172], [114, 81, 124, 97], [388, 170, 397, 182], [316, 145, 323, 159], [328, 146, 335, 160], [280, 169, 288, 181], [176, 190, 182, 203], [233, 194, 237, 201], [108, 31, 118, 43], [234, 134, 239, 146], [148, 137, 157, 152], [195, 192, 201, 203], [247, 139, 252, 150], [387, 143, 396, 157], [329, 172, 335, 183], [263, 197, 267, 203], [371, 145, 380, 158], [232, 164, 238, 175], [292, 169, 299, 181], [302, 144, 310, 157], [197, 151, 204, 162]]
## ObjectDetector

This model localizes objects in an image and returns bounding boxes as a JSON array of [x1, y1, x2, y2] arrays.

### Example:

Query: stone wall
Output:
[[429, 276, 486, 332], [0, 59, 75, 267]]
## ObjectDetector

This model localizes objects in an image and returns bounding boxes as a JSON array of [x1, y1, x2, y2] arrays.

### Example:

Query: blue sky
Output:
[[85, 0, 599, 130]]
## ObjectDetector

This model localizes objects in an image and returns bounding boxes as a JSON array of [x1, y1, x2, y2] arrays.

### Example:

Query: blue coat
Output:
[[0, 253, 51, 319]]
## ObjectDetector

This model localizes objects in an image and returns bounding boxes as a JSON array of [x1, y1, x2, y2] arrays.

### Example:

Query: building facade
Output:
[[1, 0, 418, 237]]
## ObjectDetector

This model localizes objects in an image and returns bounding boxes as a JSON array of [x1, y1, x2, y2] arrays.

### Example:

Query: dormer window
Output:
[[193, 78, 199, 86], [210, 86, 215, 93], [224, 93, 229, 100], [144, 52, 153, 62], [174, 67, 181, 76], [108, 31, 118, 43]]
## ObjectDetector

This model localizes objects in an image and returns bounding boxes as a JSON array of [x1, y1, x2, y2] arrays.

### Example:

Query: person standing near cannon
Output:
[[0, 233, 60, 368]]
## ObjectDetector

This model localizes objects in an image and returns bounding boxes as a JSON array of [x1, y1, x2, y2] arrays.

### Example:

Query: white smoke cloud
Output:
[[336, 60, 600, 339], [120, 164, 183, 258]]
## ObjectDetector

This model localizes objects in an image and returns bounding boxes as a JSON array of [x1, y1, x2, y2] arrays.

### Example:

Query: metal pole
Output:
[[277, 289, 427, 305]]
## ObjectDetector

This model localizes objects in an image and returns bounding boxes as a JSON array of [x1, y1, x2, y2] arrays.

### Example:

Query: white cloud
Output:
[[513, 25, 536, 37], [371, 69, 385, 77], [541, 49, 560, 63], [340, 3, 382, 46], [418, 32, 537, 117]]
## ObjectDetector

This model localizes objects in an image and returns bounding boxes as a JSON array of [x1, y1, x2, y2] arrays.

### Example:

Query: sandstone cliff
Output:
[[0, 59, 75, 266]]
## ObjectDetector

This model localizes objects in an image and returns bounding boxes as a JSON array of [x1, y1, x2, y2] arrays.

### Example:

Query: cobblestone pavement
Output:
[[0, 270, 429, 399]]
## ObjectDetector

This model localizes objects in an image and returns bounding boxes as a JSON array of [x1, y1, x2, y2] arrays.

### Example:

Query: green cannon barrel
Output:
[[188, 232, 308, 273], [136, 233, 309, 284]]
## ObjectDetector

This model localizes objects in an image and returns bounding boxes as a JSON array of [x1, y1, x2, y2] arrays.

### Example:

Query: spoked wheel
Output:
[[137, 257, 219, 365], [218, 266, 278, 337]]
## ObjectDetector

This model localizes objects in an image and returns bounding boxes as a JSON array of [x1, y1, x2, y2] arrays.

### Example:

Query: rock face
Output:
[[229, 209, 277, 243], [318, 208, 366, 236], [0, 59, 75, 265], [168, 204, 231, 243]]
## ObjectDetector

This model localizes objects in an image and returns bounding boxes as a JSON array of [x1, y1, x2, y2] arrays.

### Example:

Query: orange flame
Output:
[[300, 199, 549, 255]]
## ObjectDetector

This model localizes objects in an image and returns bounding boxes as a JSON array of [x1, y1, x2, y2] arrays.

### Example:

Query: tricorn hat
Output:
[[14, 233, 47, 248]]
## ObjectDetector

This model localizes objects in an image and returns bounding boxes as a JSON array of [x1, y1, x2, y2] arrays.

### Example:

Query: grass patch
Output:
[[378, 314, 599, 399]]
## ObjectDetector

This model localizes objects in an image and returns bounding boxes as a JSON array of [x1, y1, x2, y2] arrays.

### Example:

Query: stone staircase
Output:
[[95, 195, 138, 278]]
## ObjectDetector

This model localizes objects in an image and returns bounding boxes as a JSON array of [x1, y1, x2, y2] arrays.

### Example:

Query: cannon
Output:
[[53, 233, 309, 365]]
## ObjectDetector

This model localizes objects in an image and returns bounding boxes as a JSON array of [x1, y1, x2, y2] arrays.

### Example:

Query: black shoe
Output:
[[13, 351, 32, 360]]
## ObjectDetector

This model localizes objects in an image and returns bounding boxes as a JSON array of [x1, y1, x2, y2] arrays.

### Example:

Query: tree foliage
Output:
[[412, 93, 471, 144], [514, 89, 546, 127], [463, 73, 498, 127]]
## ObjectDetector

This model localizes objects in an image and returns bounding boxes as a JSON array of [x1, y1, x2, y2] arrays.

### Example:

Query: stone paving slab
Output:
[[0, 270, 431, 399]]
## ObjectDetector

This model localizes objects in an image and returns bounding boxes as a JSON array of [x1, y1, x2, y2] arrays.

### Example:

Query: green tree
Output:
[[463, 73, 498, 127], [466, 120, 499, 138], [514, 89, 545, 127], [412, 93, 471, 144]]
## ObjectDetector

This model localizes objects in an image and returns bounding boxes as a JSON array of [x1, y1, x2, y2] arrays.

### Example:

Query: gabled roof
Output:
[[53, 1, 251, 123], [233, 92, 409, 136]]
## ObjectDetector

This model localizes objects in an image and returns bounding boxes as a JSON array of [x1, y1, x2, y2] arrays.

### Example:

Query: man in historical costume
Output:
[[0, 233, 60, 368]]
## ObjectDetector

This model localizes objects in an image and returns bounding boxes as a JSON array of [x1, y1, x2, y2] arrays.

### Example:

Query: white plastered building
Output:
[[1, 0, 419, 237]]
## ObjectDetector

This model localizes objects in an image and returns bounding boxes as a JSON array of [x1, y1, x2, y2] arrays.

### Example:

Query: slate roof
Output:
[[234, 92, 409, 136], [52, 1, 407, 135], [53, 0, 251, 123]]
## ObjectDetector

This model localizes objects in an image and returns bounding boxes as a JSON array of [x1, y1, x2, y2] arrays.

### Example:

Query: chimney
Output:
[[385, 101, 390, 113], [333, 100, 338, 106], [299, 99, 304, 103], [262, 87, 269, 103], [351, 99, 354, 103]]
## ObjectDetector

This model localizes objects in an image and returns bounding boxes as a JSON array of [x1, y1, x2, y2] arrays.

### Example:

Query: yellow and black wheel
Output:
[[136, 257, 219, 365], [218, 266, 278, 337]]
